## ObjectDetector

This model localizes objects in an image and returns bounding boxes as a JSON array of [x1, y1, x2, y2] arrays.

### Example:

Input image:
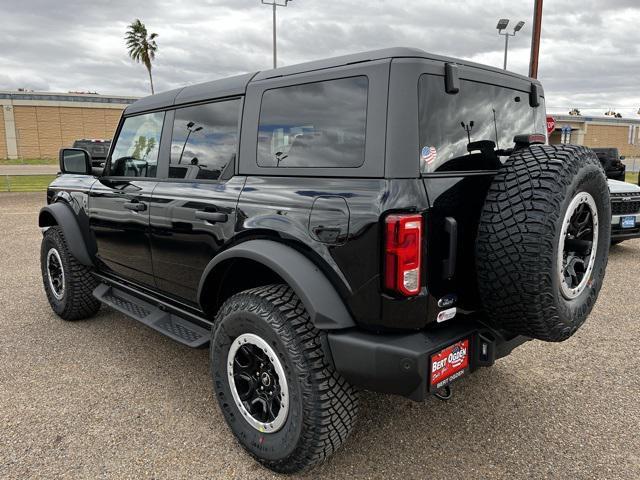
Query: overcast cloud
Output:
[[1, 0, 639, 117]]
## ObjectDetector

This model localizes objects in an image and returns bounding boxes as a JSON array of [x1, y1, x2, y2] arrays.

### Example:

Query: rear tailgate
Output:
[[422, 174, 494, 317], [416, 71, 545, 322]]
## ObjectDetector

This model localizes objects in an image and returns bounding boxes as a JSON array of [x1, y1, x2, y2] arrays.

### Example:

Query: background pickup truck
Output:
[[609, 179, 640, 244]]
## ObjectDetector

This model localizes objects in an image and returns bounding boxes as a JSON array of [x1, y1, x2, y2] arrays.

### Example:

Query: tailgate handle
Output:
[[195, 210, 228, 223], [442, 217, 457, 280]]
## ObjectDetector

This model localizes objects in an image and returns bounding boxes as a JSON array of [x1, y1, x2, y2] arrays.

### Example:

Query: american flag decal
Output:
[[421, 145, 437, 165]]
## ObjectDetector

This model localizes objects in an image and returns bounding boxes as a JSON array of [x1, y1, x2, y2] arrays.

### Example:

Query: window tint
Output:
[[418, 75, 545, 173], [109, 112, 164, 177], [257, 76, 368, 168], [170, 99, 241, 181]]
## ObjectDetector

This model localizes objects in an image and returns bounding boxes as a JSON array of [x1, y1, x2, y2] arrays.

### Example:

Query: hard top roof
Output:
[[125, 47, 538, 115]]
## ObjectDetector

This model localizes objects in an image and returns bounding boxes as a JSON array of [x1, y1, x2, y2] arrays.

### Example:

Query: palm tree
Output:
[[125, 19, 158, 94]]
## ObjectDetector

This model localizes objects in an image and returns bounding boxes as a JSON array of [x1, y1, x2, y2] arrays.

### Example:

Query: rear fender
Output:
[[198, 240, 355, 330]]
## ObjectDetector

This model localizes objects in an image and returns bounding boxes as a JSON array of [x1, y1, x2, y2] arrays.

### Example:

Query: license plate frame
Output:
[[621, 216, 636, 229], [429, 338, 470, 391]]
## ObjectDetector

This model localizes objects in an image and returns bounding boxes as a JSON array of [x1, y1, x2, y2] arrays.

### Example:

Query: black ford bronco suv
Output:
[[39, 48, 611, 473]]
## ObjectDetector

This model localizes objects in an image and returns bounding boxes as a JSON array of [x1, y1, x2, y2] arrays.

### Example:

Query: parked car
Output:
[[592, 147, 626, 181], [39, 48, 611, 473], [72, 138, 111, 167], [609, 178, 640, 244]]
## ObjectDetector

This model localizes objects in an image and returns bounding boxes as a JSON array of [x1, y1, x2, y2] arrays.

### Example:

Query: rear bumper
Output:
[[327, 319, 528, 401], [611, 230, 640, 241]]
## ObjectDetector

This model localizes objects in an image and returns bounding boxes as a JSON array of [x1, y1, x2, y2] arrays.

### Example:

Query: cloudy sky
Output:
[[1, 0, 639, 117]]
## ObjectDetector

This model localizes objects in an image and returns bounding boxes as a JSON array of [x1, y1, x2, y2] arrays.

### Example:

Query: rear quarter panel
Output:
[[237, 177, 430, 330]]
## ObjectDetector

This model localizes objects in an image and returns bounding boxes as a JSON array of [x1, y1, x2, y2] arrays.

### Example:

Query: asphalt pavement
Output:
[[1, 192, 639, 479]]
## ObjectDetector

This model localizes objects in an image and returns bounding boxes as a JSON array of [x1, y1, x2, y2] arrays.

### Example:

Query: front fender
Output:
[[39, 203, 93, 266], [198, 240, 356, 330]]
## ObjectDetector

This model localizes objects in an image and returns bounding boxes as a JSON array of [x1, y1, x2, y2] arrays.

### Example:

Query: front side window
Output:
[[418, 75, 545, 173], [169, 99, 241, 181], [109, 112, 164, 177], [257, 76, 368, 168]]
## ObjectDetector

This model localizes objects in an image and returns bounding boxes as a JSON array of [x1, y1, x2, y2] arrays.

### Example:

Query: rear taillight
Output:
[[384, 214, 423, 296]]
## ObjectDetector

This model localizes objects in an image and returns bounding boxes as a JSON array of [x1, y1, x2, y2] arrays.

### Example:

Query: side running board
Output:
[[93, 283, 210, 348]]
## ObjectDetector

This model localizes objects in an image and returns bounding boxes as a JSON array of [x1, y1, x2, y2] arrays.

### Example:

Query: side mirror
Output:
[[619, 155, 625, 160], [59, 148, 92, 175]]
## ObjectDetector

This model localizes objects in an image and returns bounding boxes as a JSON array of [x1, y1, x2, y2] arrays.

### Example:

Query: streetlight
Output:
[[497, 19, 525, 70], [261, 0, 293, 69]]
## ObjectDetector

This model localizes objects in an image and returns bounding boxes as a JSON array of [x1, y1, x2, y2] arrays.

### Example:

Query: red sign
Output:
[[430, 339, 469, 389], [546, 116, 556, 135]]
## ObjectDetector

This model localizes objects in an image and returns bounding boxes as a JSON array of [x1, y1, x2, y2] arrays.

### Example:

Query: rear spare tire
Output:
[[476, 145, 610, 342]]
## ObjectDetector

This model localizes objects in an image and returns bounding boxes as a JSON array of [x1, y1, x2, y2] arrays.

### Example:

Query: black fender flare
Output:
[[39, 203, 93, 266], [198, 240, 356, 330]]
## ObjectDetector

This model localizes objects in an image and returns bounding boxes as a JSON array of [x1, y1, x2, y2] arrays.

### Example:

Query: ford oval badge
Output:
[[438, 294, 457, 309]]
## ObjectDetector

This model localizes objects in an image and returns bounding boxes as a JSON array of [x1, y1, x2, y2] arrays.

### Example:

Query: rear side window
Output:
[[418, 75, 545, 173], [257, 76, 368, 168], [109, 112, 164, 178], [170, 98, 241, 181]]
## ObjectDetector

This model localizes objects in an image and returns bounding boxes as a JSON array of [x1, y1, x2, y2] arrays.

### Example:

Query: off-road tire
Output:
[[476, 145, 610, 342], [40, 226, 100, 320], [210, 284, 358, 474]]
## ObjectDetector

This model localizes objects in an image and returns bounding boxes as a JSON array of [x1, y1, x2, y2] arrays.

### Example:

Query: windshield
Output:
[[418, 74, 546, 173]]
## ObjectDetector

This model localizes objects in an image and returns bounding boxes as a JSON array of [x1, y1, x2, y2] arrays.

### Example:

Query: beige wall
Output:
[[11, 105, 123, 159], [14, 106, 40, 159], [583, 124, 640, 157], [549, 121, 640, 158], [0, 108, 6, 159]]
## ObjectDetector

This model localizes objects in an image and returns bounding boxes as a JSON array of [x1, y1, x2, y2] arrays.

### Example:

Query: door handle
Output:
[[123, 201, 147, 212], [195, 210, 228, 223]]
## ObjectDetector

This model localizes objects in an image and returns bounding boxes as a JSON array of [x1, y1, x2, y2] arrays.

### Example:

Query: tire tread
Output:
[[213, 284, 358, 473], [41, 226, 100, 320], [476, 144, 610, 342]]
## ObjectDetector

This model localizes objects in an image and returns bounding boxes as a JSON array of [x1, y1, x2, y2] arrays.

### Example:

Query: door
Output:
[[89, 111, 165, 287], [150, 98, 244, 303]]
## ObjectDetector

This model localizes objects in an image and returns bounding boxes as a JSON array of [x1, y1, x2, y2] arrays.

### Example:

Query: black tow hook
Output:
[[434, 385, 452, 401]]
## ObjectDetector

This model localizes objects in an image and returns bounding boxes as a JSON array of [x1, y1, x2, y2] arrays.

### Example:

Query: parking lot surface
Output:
[[1, 192, 639, 479]]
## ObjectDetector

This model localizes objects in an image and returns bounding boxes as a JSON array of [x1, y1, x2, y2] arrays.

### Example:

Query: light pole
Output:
[[529, 0, 544, 78], [261, 0, 293, 69], [497, 19, 525, 70]]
